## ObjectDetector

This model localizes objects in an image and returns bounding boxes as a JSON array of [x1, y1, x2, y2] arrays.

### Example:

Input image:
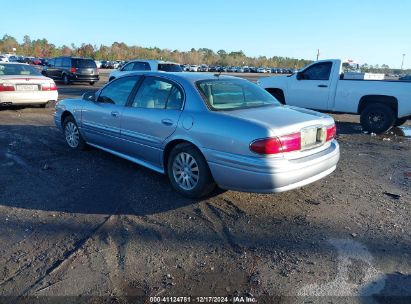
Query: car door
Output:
[[287, 61, 333, 110], [120, 76, 183, 168], [80, 76, 141, 151], [54, 57, 64, 80]]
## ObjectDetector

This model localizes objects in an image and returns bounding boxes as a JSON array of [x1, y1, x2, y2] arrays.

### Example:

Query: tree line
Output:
[[0, 34, 409, 74]]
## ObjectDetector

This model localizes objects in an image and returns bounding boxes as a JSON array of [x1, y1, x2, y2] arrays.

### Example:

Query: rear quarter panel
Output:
[[334, 80, 411, 117]]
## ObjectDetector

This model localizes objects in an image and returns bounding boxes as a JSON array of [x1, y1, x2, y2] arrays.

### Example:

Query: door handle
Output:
[[318, 84, 328, 88], [161, 119, 173, 126], [111, 111, 119, 117]]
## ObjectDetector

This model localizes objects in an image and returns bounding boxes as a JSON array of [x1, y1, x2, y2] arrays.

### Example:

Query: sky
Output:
[[1, 0, 410, 68]]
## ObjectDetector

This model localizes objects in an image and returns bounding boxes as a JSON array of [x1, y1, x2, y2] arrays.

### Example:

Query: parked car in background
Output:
[[42, 56, 99, 85], [0, 55, 8, 62], [100, 60, 109, 68], [199, 64, 209, 72], [257, 67, 267, 73], [258, 59, 411, 133], [94, 60, 102, 68], [54, 72, 339, 198], [40, 58, 49, 66], [399, 74, 411, 81], [30, 58, 42, 65], [109, 59, 182, 81], [0, 62, 58, 107], [189, 65, 199, 72]]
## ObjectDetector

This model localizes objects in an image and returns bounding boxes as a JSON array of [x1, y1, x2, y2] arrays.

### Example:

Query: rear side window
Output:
[[97, 76, 140, 106], [132, 62, 151, 71], [72, 59, 97, 68], [55, 58, 63, 67], [62, 57, 71, 68], [302, 62, 332, 80], [158, 64, 182, 72], [132, 77, 183, 110]]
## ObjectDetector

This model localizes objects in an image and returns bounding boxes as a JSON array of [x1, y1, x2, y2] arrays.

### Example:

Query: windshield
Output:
[[0, 63, 41, 76], [158, 63, 182, 72], [197, 78, 280, 111]]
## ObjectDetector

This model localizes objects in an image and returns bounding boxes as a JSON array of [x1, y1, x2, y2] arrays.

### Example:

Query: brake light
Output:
[[0, 83, 15, 92], [250, 132, 301, 155], [326, 124, 336, 141], [42, 83, 57, 91], [70, 67, 77, 73]]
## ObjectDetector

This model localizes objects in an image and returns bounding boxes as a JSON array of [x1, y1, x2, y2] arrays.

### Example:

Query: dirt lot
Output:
[[0, 71, 410, 303]]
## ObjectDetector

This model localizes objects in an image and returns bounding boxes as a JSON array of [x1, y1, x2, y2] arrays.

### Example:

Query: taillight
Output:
[[0, 83, 15, 92], [42, 83, 57, 91], [250, 132, 301, 155], [326, 124, 336, 141], [70, 67, 77, 73]]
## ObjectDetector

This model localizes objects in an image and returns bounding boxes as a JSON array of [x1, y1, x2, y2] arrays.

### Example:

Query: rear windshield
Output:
[[158, 63, 182, 72], [196, 78, 280, 111], [71, 59, 97, 68], [0, 64, 41, 76]]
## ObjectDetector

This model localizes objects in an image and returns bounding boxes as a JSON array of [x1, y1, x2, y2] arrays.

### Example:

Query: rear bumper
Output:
[[205, 140, 340, 193], [0, 91, 58, 105], [69, 74, 99, 82]]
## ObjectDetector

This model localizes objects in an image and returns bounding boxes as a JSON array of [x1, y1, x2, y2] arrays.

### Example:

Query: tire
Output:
[[360, 103, 395, 134], [63, 116, 86, 150], [393, 117, 407, 127], [167, 143, 215, 198], [89, 81, 95, 86], [62, 74, 70, 85], [39, 101, 55, 108]]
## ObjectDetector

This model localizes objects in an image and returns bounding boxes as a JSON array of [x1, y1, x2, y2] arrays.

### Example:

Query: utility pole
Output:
[[401, 54, 405, 70], [316, 49, 320, 61]]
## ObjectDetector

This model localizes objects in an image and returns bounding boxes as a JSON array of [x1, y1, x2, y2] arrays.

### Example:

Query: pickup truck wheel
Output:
[[360, 103, 395, 134], [63, 116, 86, 150], [167, 143, 215, 199], [393, 117, 407, 127]]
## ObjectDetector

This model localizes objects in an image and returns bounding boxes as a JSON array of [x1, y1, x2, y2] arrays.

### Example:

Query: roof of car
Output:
[[127, 59, 179, 65], [121, 71, 238, 83]]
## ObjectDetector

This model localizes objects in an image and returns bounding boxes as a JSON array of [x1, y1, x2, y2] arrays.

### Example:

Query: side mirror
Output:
[[296, 72, 304, 80], [82, 91, 96, 102]]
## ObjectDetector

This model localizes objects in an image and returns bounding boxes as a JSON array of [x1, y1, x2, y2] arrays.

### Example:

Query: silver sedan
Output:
[[54, 72, 340, 198]]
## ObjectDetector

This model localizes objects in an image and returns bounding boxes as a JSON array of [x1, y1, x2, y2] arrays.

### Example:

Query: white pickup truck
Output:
[[258, 59, 411, 133]]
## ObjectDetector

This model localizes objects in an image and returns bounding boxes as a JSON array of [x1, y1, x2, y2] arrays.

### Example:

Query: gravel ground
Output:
[[0, 72, 410, 303]]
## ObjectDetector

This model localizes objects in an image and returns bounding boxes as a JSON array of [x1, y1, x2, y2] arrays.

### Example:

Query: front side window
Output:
[[97, 76, 140, 106], [121, 62, 134, 71], [301, 62, 332, 80], [132, 77, 183, 110], [197, 78, 280, 111]]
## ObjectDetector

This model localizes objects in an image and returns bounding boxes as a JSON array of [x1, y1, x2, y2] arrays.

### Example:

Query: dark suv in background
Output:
[[42, 57, 99, 85]]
